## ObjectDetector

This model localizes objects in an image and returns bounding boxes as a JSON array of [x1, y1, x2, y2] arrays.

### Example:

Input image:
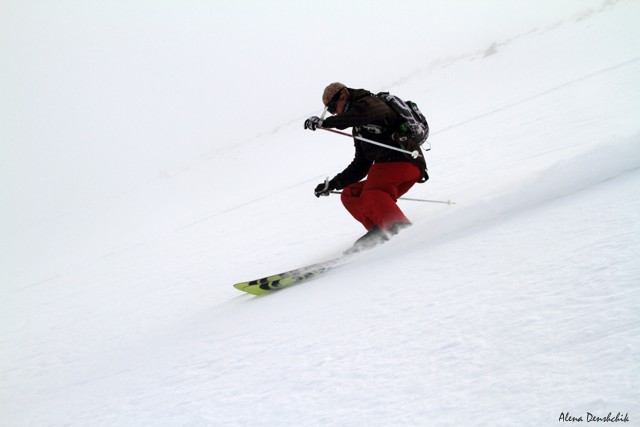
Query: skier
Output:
[[304, 82, 428, 251]]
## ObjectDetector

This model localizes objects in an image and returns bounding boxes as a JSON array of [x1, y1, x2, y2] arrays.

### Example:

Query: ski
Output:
[[232, 230, 393, 295], [233, 256, 350, 296]]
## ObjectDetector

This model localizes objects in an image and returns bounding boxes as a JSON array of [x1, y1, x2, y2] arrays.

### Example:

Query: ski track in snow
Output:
[[438, 56, 640, 134]]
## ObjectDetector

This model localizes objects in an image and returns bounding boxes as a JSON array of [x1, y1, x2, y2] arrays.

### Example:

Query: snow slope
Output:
[[2, 1, 640, 426]]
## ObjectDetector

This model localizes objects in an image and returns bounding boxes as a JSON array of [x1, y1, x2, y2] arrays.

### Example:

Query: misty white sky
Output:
[[2, 0, 604, 161]]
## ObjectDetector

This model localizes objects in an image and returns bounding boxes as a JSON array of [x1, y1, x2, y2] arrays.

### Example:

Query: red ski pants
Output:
[[340, 162, 421, 231]]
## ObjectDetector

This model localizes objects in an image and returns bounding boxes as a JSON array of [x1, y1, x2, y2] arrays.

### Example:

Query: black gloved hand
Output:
[[304, 116, 322, 131], [314, 178, 337, 197]]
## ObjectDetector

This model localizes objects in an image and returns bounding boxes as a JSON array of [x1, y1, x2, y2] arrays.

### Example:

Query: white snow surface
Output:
[[2, 1, 640, 426]]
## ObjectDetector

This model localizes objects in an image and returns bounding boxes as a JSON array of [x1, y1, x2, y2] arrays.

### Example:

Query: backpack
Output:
[[376, 92, 429, 146]]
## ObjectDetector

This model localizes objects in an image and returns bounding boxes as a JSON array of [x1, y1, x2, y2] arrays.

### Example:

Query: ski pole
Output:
[[320, 106, 329, 121], [329, 191, 455, 205], [318, 127, 421, 159]]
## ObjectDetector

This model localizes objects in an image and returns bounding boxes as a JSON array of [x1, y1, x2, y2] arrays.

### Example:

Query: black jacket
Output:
[[322, 88, 428, 189]]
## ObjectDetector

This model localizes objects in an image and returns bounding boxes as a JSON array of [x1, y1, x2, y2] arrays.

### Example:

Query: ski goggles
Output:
[[326, 90, 343, 114]]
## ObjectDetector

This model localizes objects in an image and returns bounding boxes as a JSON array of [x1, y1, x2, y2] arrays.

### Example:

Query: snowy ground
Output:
[[2, 1, 640, 426]]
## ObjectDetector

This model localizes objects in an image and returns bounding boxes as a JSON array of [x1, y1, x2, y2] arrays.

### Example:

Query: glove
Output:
[[314, 178, 337, 197], [304, 116, 322, 131]]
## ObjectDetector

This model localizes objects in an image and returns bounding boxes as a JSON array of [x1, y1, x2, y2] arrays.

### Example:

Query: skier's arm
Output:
[[330, 141, 371, 189], [322, 98, 391, 130]]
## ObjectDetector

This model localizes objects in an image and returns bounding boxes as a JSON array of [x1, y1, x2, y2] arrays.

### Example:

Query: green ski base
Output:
[[233, 257, 347, 296]]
